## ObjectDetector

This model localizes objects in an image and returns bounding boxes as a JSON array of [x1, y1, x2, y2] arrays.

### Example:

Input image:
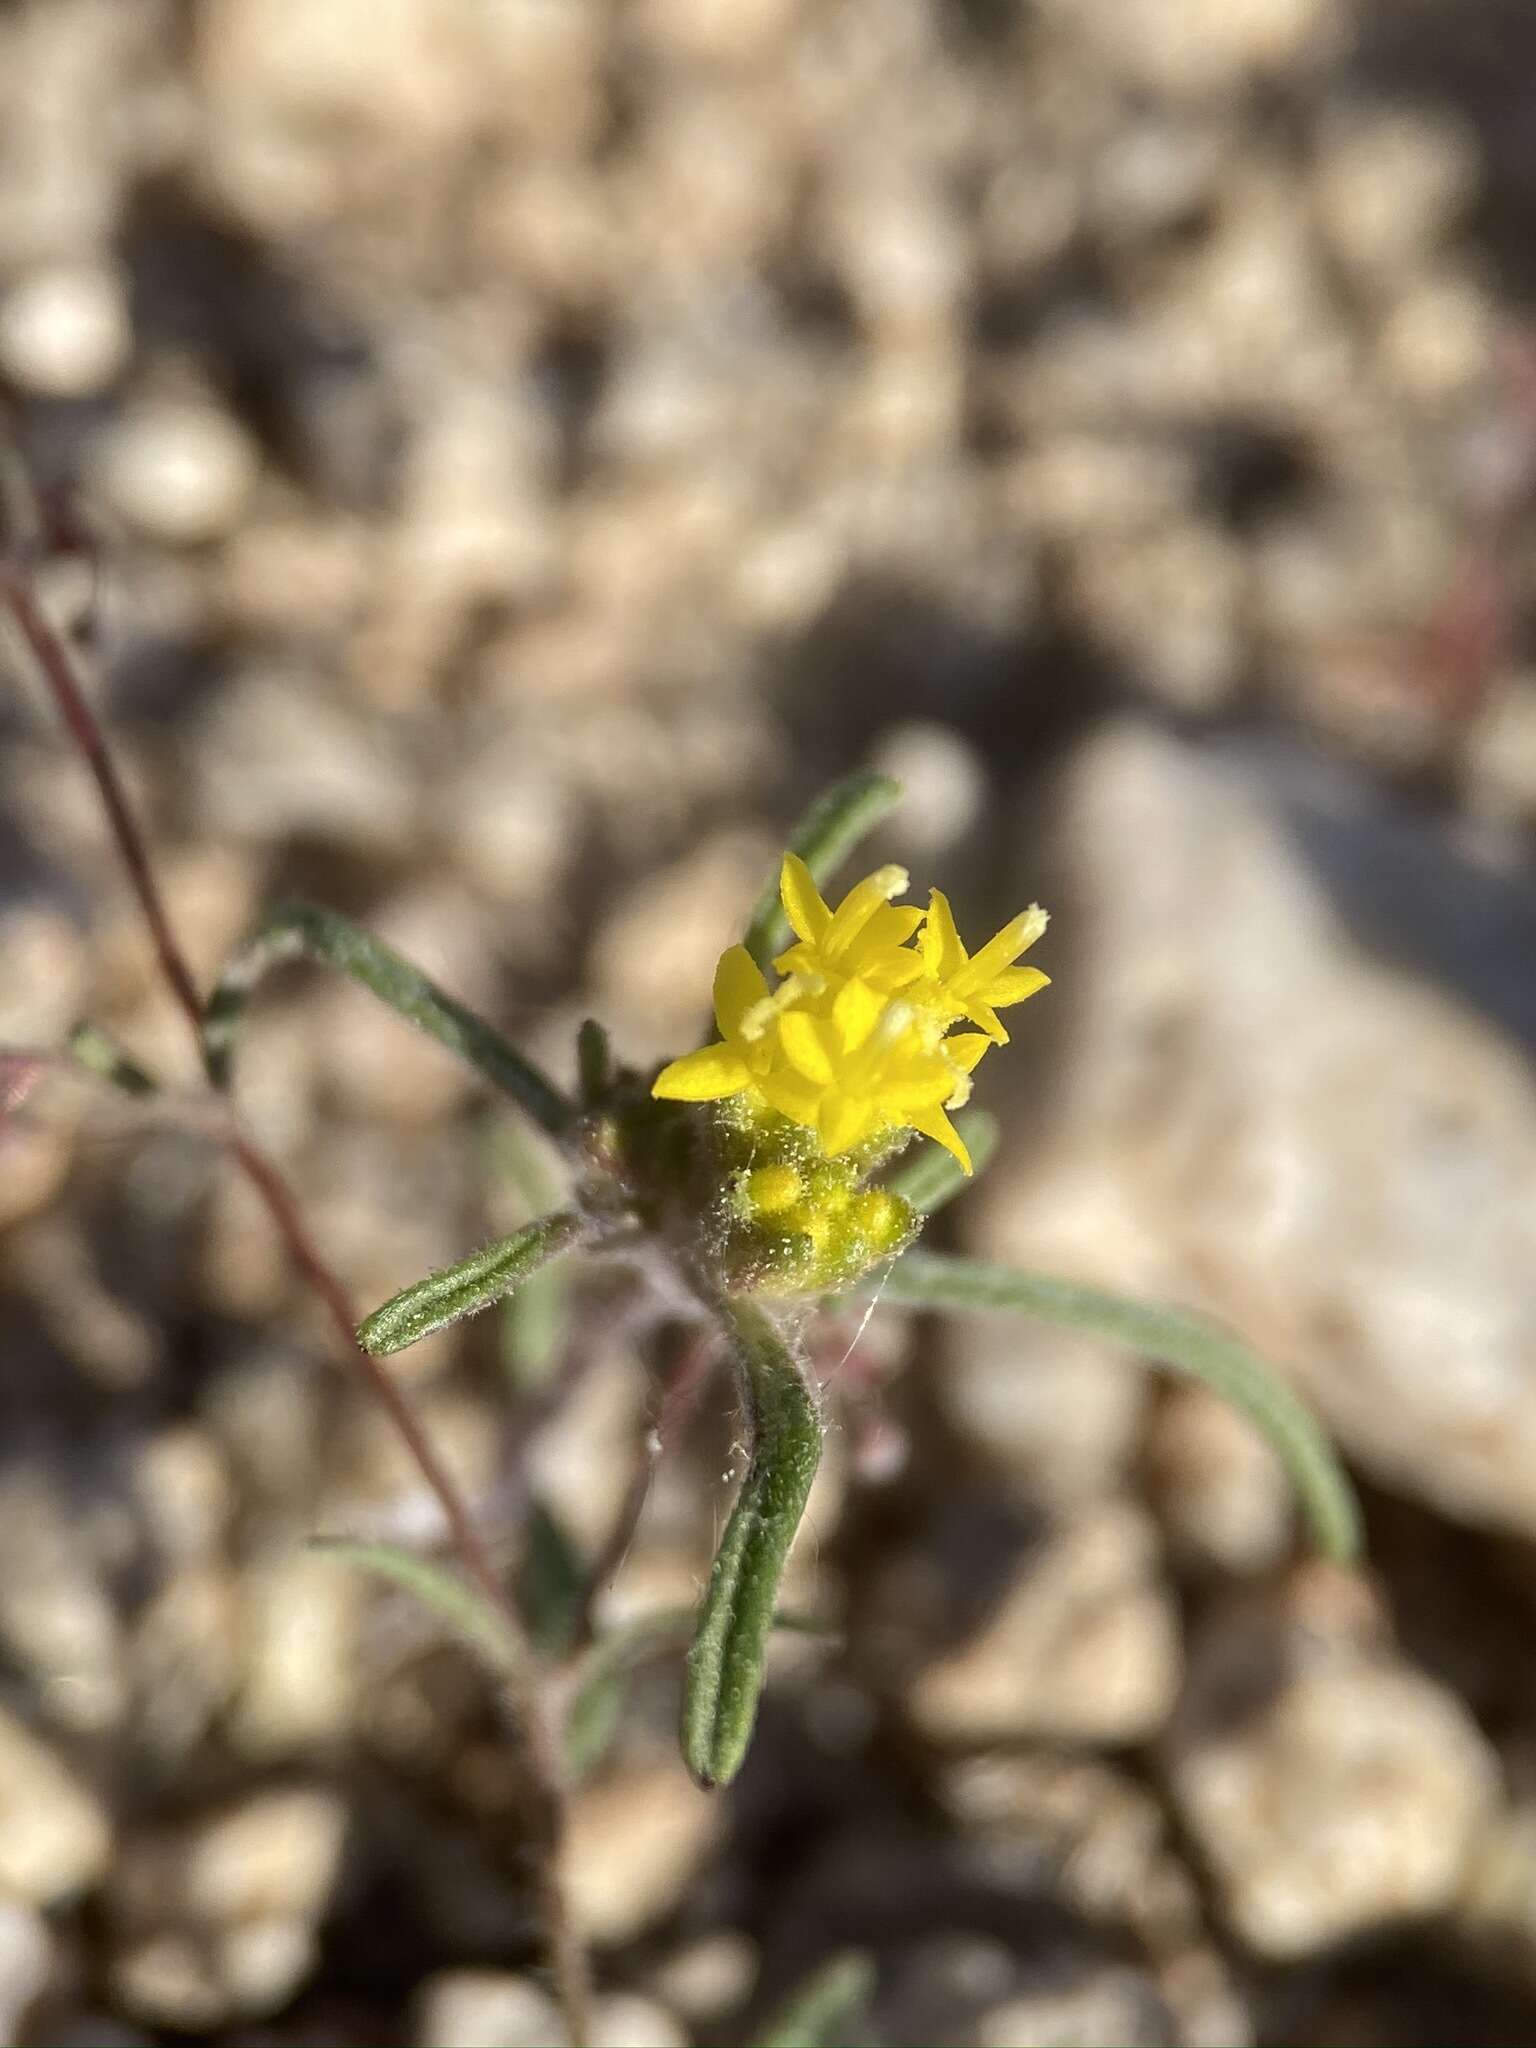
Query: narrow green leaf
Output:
[[204, 900, 575, 1137], [744, 773, 903, 971], [753, 1953, 876, 2048], [875, 1252, 1361, 1562], [309, 1536, 519, 1671], [565, 1605, 832, 1782], [683, 1299, 823, 1788], [67, 1020, 161, 1097], [358, 1211, 585, 1357], [518, 1500, 587, 1660], [884, 1108, 1000, 1215]]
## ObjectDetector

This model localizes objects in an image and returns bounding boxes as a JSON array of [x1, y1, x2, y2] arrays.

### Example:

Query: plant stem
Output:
[[1, 522, 593, 2043]]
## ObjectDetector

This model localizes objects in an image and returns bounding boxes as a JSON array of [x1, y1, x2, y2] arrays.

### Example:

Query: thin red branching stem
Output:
[[0, 526, 591, 2043]]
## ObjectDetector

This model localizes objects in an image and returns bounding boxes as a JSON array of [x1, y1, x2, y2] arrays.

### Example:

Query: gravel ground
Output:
[[5, 1, 1536, 2043]]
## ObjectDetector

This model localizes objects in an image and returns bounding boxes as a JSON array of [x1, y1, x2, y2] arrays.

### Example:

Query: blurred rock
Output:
[[0, 1705, 111, 1906], [904, 1503, 1181, 1747], [1164, 1570, 1498, 1958], [562, 1764, 722, 1946], [0, 1894, 52, 2046], [107, 1787, 347, 2028], [976, 1966, 1172, 2048], [419, 1971, 688, 2048], [0, 259, 130, 397], [0, 1466, 124, 1731], [935, 1320, 1148, 1509], [229, 1545, 361, 1757], [985, 721, 1536, 1540], [649, 1931, 758, 2029], [1144, 1384, 1294, 1574], [94, 397, 260, 545]]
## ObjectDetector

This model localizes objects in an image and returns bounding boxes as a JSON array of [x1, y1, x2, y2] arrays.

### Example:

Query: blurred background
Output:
[[4, 0, 1536, 2042]]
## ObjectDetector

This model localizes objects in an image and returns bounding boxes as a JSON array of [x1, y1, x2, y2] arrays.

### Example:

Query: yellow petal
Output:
[[987, 966, 1050, 1007], [780, 854, 832, 944], [832, 975, 886, 1054], [756, 1068, 822, 1127], [920, 889, 967, 980], [962, 998, 1008, 1044], [955, 904, 1049, 991], [824, 865, 909, 958], [945, 1031, 992, 1074], [713, 945, 768, 1041], [779, 1010, 835, 1085], [819, 1091, 874, 1155], [843, 902, 923, 963], [907, 1104, 972, 1173], [652, 1045, 751, 1101]]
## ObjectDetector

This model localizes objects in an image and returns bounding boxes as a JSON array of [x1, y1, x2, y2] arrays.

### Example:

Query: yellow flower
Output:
[[652, 857, 1050, 1173], [772, 854, 925, 994], [915, 889, 1050, 1043]]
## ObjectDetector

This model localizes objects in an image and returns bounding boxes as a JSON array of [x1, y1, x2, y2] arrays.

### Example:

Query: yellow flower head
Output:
[[652, 857, 1049, 1173]]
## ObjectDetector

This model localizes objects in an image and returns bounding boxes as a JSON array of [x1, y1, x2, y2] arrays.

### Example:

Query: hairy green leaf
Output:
[[358, 1212, 585, 1356], [753, 1952, 876, 2048], [745, 773, 903, 971], [309, 1536, 519, 1671], [876, 1252, 1360, 1561], [204, 900, 574, 1136], [682, 1299, 823, 1788]]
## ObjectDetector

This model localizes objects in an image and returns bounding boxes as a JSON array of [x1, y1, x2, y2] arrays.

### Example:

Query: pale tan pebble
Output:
[[469, 0, 609, 149], [1002, 437, 1196, 545], [730, 514, 848, 634], [0, 903, 88, 1044], [1464, 677, 1536, 828], [934, 1319, 1148, 1510], [185, 1787, 347, 1923], [134, 1427, 234, 1564], [200, 1341, 328, 1510], [562, 1762, 722, 1944], [0, 1893, 53, 2045], [1166, 1588, 1499, 1958], [1089, 117, 1227, 242], [0, 259, 131, 396], [1066, 523, 1247, 714], [819, 171, 967, 339], [976, 1968, 1171, 2048], [444, 744, 579, 907], [530, 1350, 650, 1556], [1313, 105, 1480, 280], [0, 1704, 112, 1905], [589, 832, 775, 1065], [1145, 1383, 1293, 1575], [197, 1168, 299, 1322], [1045, 0, 1344, 95], [198, 0, 476, 146], [649, 1932, 758, 2027], [1376, 270, 1497, 403], [215, 513, 375, 639], [0, 1465, 125, 1731], [639, 0, 801, 61], [128, 1566, 242, 1762], [93, 398, 260, 545], [904, 1503, 1182, 1746], [229, 1546, 362, 1758], [418, 1974, 684, 2048], [838, 343, 965, 463], [0, 1119, 75, 1228], [191, 663, 420, 855]]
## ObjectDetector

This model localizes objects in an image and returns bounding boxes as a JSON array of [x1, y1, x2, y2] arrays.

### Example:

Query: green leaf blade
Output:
[[309, 1536, 519, 1672], [358, 1211, 585, 1357], [744, 773, 902, 971], [876, 1251, 1361, 1563], [753, 1952, 876, 2048], [205, 900, 575, 1137], [682, 1299, 823, 1788]]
